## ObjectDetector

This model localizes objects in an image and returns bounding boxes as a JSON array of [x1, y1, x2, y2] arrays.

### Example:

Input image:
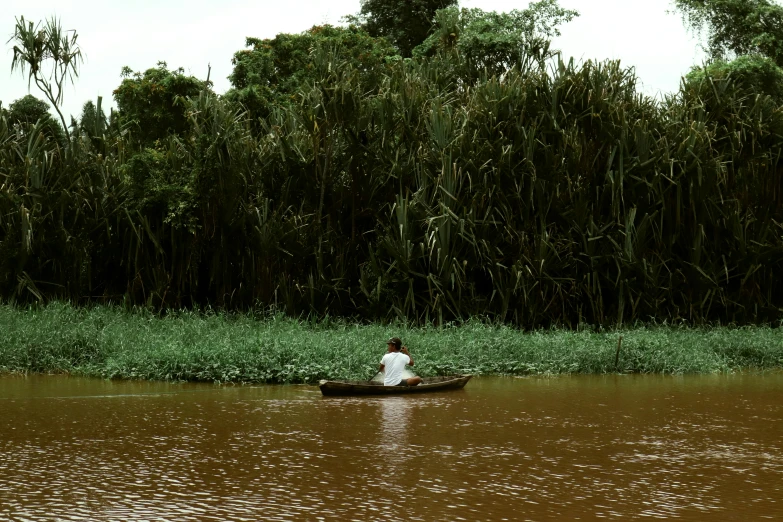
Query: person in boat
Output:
[[379, 337, 423, 387]]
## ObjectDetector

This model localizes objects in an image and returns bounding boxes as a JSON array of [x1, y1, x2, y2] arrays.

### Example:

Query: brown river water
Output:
[[1, 374, 781, 521]]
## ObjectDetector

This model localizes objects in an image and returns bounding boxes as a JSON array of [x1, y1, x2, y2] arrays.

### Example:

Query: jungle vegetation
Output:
[[1, 0, 782, 328]]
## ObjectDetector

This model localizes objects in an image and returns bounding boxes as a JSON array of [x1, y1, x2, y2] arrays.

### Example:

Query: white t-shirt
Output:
[[380, 352, 411, 386]]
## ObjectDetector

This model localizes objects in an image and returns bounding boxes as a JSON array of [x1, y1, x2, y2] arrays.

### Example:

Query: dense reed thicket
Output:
[[1, 304, 781, 382], [1, 49, 782, 326]]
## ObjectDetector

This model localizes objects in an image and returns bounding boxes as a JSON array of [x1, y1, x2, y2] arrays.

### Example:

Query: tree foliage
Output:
[[7, 94, 50, 124], [78, 98, 108, 138], [685, 54, 783, 102], [674, 0, 783, 65], [113, 62, 206, 146], [6, 94, 66, 144], [414, 1, 579, 78], [227, 24, 398, 120], [674, 0, 783, 103], [359, 0, 457, 57]]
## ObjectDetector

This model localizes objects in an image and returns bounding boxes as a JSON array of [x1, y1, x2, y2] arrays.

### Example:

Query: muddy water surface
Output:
[[1, 374, 781, 520]]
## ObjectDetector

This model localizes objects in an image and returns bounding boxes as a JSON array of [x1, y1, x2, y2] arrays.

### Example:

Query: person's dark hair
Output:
[[387, 337, 402, 350]]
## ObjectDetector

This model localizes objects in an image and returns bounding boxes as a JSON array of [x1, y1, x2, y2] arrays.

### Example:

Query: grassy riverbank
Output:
[[1, 303, 781, 383]]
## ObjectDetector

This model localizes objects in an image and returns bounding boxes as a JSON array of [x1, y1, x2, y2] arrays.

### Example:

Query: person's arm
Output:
[[379, 364, 385, 372], [401, 346, 414, 366]]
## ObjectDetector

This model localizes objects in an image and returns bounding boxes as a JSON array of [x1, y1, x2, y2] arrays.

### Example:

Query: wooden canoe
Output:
[[319, 375, 472, 396]]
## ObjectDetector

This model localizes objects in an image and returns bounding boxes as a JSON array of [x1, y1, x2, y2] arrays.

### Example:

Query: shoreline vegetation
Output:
[[1, 304, 781, 384], [2, 3, 783, 328], [3, 5, 783, 385]]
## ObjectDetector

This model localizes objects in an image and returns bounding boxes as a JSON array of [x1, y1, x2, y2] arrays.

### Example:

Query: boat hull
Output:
[[319, 375, 472, 396]]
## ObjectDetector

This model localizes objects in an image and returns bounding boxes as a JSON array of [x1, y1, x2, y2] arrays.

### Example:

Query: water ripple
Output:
[[0, 374, 781, 520]]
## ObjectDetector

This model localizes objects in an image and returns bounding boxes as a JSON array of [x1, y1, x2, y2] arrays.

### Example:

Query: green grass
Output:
[[1, 303, 781, 383]]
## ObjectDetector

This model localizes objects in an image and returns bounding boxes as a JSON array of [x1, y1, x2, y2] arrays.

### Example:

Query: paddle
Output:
[[368, 370, 381, 383]]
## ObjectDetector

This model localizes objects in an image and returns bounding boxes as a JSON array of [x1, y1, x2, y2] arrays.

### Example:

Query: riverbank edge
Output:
[[1, 303, 782, 383]]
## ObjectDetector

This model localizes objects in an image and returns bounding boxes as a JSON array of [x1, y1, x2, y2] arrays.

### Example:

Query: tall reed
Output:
[[1, 52, 781, 326]]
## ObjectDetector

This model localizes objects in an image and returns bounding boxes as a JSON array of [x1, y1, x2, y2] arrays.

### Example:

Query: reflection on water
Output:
[[0, 374, 781, 520], [378, 397, 413, 476]]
